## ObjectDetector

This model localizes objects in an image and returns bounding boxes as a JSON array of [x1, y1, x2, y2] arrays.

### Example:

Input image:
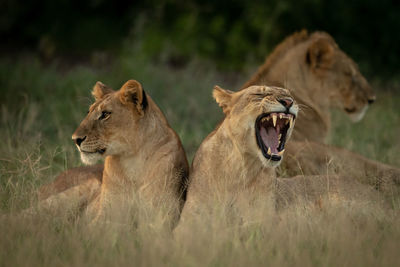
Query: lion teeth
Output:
[[267, 147, 271, 155], [278, 134, 282, 140], [278, 149, 285, 156], [289, 117, 293, 128], [262, 117, 270, 123], [272, 114, 277, 127], [279, 114, 283, 119]]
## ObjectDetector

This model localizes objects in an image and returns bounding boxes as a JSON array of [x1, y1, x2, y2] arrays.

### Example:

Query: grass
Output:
[[0, 46, 399, 266]]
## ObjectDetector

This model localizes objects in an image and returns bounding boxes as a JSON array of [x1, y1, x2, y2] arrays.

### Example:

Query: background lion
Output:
[[242, 30, 400, 190], [34, 80, 189, 225]]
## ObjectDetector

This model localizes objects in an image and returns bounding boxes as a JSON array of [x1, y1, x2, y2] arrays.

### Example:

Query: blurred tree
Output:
[[1, 0, 399, 77]]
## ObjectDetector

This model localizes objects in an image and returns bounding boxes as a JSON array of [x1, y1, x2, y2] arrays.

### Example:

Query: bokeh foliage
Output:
[[1, 0, 400, 76]]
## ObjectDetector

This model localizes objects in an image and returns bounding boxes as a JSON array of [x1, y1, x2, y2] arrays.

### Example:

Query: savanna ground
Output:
[[0, 43, 399, 266]]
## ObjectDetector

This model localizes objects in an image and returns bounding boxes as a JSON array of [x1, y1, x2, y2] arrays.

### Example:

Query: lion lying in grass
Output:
[[179, 85, 297, 223], [243, 30, 399, 190], [35, 80, 189, 225], [177, 85, 379, 230]]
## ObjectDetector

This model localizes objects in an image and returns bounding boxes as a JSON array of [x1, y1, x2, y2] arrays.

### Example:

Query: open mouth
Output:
[[255, 112, 295, 161]]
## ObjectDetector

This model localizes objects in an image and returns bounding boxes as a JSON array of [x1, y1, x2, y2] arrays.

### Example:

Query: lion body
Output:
[[243, 30, 375, 143], [242, 31, 400, 189], [37, 80, 188, 224], [176, 85, 385, 232], [178, 85, 299, 225]]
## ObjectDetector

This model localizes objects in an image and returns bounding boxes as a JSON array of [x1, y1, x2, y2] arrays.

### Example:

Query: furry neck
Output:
[[193, 122, 276, 192], [103, 98, 176, 188]]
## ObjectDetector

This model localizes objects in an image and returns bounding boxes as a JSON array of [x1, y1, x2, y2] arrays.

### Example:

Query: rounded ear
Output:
[[119, 80, 147, 116], [306, 38, 335, 71], [213, 85, 234, 114], [92, 81, 113, 100]]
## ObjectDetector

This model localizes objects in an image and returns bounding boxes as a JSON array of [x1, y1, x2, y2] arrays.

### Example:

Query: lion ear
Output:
[[306, 38, 335, 71], [119, 80, 148, 116], [92, 81, 113, 100], [213, 85, 234, 114]]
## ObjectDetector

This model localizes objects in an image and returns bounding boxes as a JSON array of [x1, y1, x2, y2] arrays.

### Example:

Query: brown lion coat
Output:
[[36, 80, 189, 224], [242, 30, 400, 190], [178, 85, 299, 226]]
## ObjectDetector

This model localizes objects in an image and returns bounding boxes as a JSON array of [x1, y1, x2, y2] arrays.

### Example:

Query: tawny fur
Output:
[[243, 30, 375, 141], [177, 85, 385, 231], [242, 30, 400, 189], [179, 85, 298, 225], [37, 80, 188, 224]]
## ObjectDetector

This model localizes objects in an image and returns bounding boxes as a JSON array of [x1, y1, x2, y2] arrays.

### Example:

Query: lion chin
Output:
[[259, 154, 283, 168], [80, 152, 104, 165], [348, 105, 368, 123]]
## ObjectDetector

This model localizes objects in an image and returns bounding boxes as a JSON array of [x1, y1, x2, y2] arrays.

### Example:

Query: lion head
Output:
[[243, 31, 376, 124], [72, 80, 149, 165], [304, 33, 376, 122], [213, 85, 299, 167]]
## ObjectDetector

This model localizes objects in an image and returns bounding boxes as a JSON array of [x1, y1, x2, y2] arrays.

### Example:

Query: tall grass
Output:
[[0, 47, 399, 266]]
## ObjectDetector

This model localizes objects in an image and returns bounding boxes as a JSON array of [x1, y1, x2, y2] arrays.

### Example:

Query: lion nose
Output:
[[278, 97, 294, 108], [367, 98, 376, 104], [73, 136, 86, 147]]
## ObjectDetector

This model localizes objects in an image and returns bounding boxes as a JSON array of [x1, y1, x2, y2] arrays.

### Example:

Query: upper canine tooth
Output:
[[272, 114, 277, 127], [289, 117, 293, 128]]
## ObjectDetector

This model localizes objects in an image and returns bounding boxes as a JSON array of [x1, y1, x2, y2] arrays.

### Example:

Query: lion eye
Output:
[[344, 71, 353, 77], [99, 111, 111, 120], [251, 93, 272, 98]]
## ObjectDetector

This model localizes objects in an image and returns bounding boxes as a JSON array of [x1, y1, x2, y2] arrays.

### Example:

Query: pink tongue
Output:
[[260, 126, 279, 154]]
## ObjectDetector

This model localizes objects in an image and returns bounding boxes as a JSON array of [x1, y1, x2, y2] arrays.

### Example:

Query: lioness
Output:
[[177, 85, 378, 232], [243, 30, 376, 142], [36, 80, 189, 224], [179, 85, 298, 223], [243, 30, 399, 189]]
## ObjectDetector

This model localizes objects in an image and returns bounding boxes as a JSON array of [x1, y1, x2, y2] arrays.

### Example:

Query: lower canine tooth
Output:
[[278, 149, 285, 156], [267, 148, 271, 155]]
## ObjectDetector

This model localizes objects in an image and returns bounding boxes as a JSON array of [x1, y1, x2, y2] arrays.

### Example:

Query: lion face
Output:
[[72, 80, 148, 165], [213, 85, 299, 168], [329, 51, 375, 122], [305, 35, 376, 122]]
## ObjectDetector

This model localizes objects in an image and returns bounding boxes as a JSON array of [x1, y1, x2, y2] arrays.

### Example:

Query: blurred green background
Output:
[[1, 0, 400, 76]]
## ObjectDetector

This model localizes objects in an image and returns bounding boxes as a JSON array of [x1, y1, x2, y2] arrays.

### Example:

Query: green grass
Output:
[[0, 48, 399, 266]]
